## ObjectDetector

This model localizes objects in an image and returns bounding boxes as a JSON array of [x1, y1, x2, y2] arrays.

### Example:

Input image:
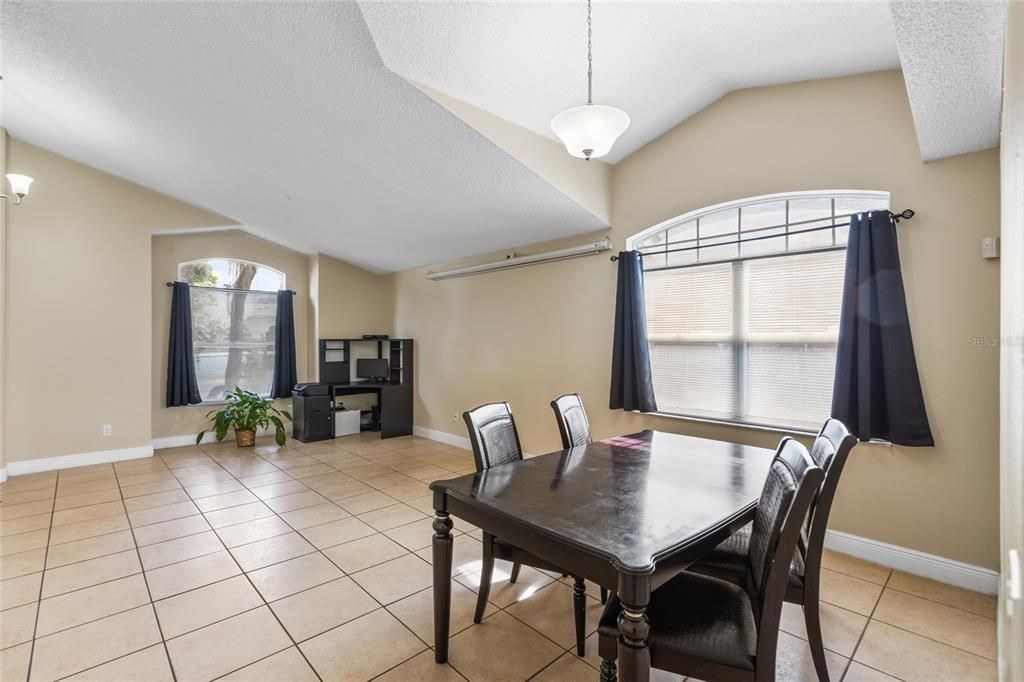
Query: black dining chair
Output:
[[463, 402, 590, 655], [688, 418, 857, 682], [597, 437, 824, 682], [550, 393, 593, 449]]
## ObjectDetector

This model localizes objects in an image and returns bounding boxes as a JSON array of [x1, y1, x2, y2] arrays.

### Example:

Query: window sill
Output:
[[643, 411, 819, 437]]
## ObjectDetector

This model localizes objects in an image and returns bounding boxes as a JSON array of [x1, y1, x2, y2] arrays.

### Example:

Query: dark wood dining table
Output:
[[429, 429, 775, 682]]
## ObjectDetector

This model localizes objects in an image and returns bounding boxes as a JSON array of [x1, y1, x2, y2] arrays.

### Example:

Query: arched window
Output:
[[629, 190, 889, 431], [177, 258, 286, 401]]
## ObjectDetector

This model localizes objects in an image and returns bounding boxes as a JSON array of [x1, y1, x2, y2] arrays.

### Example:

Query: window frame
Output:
[[631, 190, 889, 431]]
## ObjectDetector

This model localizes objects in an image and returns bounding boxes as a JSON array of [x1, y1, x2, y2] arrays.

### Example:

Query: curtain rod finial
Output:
[[891, 209, 915, 223]]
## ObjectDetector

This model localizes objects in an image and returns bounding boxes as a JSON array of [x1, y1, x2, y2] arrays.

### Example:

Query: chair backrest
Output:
[[802, 418, 858, 578], [550, 393, 593, 450], [748, 438, 823, 669], [463, 402, 525, 472]]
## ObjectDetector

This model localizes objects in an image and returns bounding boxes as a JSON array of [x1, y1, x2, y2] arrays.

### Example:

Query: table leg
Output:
[[616, 575, 651, 682], [432, 510, 454, 663]]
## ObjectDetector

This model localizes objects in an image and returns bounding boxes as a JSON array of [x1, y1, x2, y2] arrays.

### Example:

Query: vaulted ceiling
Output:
[[0, 1, 1007, 272]]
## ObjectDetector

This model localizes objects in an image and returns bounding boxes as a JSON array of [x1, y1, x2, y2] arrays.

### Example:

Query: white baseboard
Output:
[[153, 426, 276, 450], [5, 445, 154, 477], [413, 425, 471, 451], [824, 529, 999, 595], [0, 467, 7, 483]]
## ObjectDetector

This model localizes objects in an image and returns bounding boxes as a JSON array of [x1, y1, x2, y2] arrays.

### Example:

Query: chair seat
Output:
[[691, 526, 805, 590], [598, 572, 757, 672]]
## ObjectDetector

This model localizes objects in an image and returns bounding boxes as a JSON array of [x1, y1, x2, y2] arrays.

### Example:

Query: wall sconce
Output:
[[1, 174, 33, 205]]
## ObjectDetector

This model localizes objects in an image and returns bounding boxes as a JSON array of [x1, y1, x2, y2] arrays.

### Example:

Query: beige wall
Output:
[[394, 70, 1001, 569], [312, 252, 395, 361], [151, 231, 312, 439], [5, 139, 231, 462]]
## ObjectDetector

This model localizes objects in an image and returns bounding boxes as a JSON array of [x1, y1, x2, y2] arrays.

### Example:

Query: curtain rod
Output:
[[165, 282, 297, 295], [609, 209, 915, 262]]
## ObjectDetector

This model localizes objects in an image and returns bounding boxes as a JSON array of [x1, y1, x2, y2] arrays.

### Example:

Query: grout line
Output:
[[23, 467, 60, 682]]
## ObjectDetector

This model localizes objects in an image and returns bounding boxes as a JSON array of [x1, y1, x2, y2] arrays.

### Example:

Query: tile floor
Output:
[[0, 433, 998, 682]]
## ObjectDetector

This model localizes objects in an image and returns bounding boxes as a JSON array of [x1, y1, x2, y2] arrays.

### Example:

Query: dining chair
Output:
[[597, 437, 824, 682], [549, 393, 609, 605], [462, 402, 590, 655], [688, 418, 857, 682]]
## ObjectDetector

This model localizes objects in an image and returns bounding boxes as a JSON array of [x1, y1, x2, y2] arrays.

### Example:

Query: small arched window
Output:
[[629, 190, 889, 431], [177, 258, 286, 401]]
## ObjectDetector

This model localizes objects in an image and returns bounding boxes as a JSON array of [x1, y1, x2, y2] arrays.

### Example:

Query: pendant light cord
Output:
[[586, 0, 593, 105]]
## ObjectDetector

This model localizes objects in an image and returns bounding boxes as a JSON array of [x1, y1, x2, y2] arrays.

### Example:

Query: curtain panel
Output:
[[609, 251, 658, 413]]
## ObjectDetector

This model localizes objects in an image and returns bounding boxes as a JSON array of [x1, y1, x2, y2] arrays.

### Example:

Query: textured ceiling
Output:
[[0, 1, 606, 272], [890, 0, 1007, 161], [361, 1, 901, 164]]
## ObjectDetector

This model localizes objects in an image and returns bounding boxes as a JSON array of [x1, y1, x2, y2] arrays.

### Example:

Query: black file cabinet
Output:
[[292, 384, 333, 443]]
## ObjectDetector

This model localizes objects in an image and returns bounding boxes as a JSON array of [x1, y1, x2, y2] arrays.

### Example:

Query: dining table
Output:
[[429, 429, 775, 682]]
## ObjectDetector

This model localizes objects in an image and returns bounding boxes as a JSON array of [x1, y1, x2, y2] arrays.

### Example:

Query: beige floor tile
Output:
[[185, 479, 245, 499], [0, 512, 51, 536], [854, 620, 996, 681], [382, 517, 437, 551], [533, 652, 602, 681], [237, 471, 294, 488], [358, 503, 428, 531], [299, 516, 376, 549], [229, 531, 317, 572], [270, 576, 378, 642], [56, 479, 119, 498], [30, 604, 162, 682], [52, 488, 122, 512], [1, 641, 32, 682], [455, 560, 557, 608], [279, 502, 350, 530], [155, 574, 263, 638], [843, 662, 903, 682], [872, 588, 997, 659], [448, 611, 565, 681], [323, 533, 409, 573], [362, 472, 421, 491], [344, 463, 394, 480], [133, 513, 211, 546], [379, 482, 433, 502], [374, 649, 467, 681], [0, 601, 37, 648], [388, 581, 497, 645], [1, 486, 55, 506], [218, 647, 319, 682], [128, 500, 199, 528], [249, 480, 310, 501], [166, 606, 292, 682], [1, 529, 49, 556], [51, 500, 124, 527], [773, 630, 848, 681], [1, 572, 42, 609], [300, 607, 426, 681], [216, 516, 293, 548], [263, 490, 329, 513], [248, 552, 344, 602], [120, 478, 183, 499], [64, 644, 174, 682], [36, 573, 150, 636], [45, 530, 135, 568], [821, 550, 891, 585], [505, 581, 604, 649], [334, 490, 398, 515], [140, 530, 225, 569], [193, 489, 259, 512], [116, 471, 178, 489], [287, 463, 339, 479], [49, 514, 130, 545], [820, 568, 883, 616], [886, 570, 998, 618], [779, 600, 868, 657], [203, 501, 275, 529], [2, 548, 45, 579], [147, 550, 241, 600], [122, 488, 192, 512], [351, 553, 434, 604], [317, 479, 376, 501], [42, 549, 141, 598]]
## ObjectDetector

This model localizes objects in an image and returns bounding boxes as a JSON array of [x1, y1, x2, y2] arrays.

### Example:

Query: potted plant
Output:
[[197, 387, 292, 447]]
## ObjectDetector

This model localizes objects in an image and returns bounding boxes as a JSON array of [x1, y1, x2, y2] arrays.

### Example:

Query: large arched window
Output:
[[629, 190, 889, 430], [178, 258, 286, 401]]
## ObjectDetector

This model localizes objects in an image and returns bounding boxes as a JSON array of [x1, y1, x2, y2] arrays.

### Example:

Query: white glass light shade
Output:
[[550, 104, 630, 160], [6, 174, 33, 197]]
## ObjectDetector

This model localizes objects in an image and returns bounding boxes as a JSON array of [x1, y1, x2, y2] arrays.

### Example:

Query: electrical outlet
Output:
[[102, 424, 112, 436], [453, 414, 460, 423]]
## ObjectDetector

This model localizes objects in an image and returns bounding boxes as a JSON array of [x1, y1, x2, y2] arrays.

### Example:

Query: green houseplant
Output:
[[197, 387, 292, 447]]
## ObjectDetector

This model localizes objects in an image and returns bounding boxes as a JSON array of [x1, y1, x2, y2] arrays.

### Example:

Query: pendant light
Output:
[[550, 0, 630, 161]]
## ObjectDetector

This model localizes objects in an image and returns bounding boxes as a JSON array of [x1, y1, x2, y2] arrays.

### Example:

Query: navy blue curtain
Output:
[[270, 290, 297, 399], [166, 282, 202, 407], [832, 211, 933, 446], [610, 251, 658, 413]]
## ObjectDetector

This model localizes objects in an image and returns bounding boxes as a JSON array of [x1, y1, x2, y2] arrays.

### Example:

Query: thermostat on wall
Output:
[[981, 236, 1000, 260]]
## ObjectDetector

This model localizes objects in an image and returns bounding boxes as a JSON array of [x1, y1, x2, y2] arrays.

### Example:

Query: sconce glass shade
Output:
[[6, 174, 33, 197], [550, 104, 630, 160]]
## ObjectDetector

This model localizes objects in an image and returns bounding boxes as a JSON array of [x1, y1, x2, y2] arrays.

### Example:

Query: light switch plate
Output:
[[981, 236, 1000, 259]]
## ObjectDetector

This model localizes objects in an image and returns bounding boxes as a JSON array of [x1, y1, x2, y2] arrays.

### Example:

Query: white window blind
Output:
[[635, 191, 888, 431]]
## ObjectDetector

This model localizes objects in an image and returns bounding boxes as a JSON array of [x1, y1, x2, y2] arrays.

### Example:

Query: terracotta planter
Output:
[[235, 430, 256, 447]]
